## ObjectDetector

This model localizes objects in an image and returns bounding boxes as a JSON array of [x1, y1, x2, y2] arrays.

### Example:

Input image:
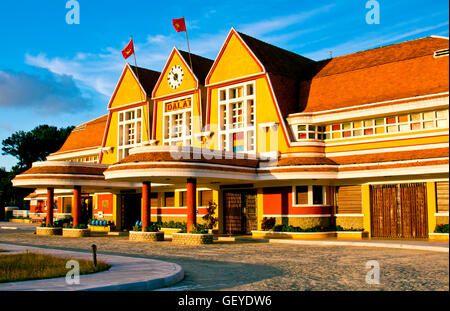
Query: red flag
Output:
[[172, 17, 186, 32], [122, 38, 134, 59]]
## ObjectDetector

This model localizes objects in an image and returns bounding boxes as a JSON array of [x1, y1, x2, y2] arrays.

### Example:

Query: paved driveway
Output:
[[0, 229, 448, 291]]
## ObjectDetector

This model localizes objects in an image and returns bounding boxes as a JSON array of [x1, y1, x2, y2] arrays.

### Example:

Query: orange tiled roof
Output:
[[52, 115, 108, 154], [299, 37, 449, 113], [19, 165, 106, 176], [117, 151, 260, 168]]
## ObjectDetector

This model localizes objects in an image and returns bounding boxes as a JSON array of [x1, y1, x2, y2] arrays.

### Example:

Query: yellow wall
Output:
[[110, 66, 146, 109], [361, 184, 371, 237], [427, 181, 437, 234], [208, 32, 263, 84], [326, 133, 449, 153]]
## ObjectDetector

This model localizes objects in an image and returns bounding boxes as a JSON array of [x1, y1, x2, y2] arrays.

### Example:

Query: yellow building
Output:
[[14, 29, 449, 239]]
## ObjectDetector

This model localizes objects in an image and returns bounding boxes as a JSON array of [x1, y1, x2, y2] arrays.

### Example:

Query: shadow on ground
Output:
[[0, 232, 282, 291]]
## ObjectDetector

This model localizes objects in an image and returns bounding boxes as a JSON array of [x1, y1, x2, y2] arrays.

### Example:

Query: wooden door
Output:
[[224, 191, 242, 234], [370, 185, 399, 238], [243, 192, 257, 234], [370, 183, 428, 238], [399, 183, 428, 238]]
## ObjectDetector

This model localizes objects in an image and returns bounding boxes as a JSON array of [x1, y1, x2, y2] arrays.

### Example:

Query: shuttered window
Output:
[[164, 192, 174, 207], [295, 186, 309, 205], [437, 181, 449, 212], [337, 186, 362, 213], [200, 190, 213, 206], [151, 193, 158, 207]]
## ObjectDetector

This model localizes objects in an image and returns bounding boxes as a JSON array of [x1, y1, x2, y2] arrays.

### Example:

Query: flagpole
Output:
[[183, 16, 194, 72], [129, 35, 150, 144]]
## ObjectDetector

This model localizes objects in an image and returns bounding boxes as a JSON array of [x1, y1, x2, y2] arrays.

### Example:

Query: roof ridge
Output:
[[129, 64, 161, 75], [321, 36, 446, 62], [178, 50, 214, 62], [75, 114, 108, 129], [237, 31, 314, 63]]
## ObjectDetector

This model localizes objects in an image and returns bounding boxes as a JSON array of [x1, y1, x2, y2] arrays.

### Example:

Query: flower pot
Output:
[[36, 227, 62, 236], [129, 231, 164, 242], [172, 233, 213, 245], [62, 228, 90, 237]]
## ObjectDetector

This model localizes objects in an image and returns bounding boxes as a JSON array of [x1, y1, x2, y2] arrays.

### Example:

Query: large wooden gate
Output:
[[370, 183, 428, 238], [224, 190, 257, 234]]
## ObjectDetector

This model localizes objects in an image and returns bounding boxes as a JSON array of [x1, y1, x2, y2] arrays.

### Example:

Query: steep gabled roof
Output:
[[52, 115, 108, 154], [129, 65, 161, 95], [238, 31, 315, 80], [178, 50, 214, 84], [298, 36, 449, 113]]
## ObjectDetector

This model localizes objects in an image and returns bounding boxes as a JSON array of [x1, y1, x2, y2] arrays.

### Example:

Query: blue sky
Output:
[[0, 0, 448, 169]]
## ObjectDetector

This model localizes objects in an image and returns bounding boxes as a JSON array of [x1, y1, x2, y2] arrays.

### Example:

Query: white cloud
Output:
[[238, 4, 335, 37], [304, 20, 450, 60], [0, 70, 92, 113]]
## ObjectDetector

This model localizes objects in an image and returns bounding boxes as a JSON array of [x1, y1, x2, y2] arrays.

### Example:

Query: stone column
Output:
[[73, 186, 81, 227], [46, 187, 54, 225], [142, 181, 151, 231], [187, 178, 197, 233]]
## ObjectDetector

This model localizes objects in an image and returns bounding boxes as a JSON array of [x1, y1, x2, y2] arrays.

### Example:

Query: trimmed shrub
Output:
[[434, 224, 449, 233]]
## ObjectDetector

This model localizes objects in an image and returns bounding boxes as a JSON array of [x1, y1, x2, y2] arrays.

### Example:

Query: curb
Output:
[[0, 243, 184, 291], [217, 237, 449, 253], [84, 264, 184, 291]]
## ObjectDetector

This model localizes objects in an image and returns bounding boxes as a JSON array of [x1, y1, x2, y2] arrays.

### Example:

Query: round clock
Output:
[[167, 65, 184, 89]]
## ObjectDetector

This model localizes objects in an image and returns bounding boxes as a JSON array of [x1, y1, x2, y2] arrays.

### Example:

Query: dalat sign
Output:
[[165, 98, 192, 112]]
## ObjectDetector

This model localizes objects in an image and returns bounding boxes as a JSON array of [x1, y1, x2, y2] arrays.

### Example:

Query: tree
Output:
[[0, 124, 74, 213], [2, 125, 74, 172]]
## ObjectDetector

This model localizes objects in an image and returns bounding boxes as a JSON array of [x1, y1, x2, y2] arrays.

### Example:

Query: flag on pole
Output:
[[122, 38, 135, 59], [172, 17, 186, 32], [172, 17, 193, 71]]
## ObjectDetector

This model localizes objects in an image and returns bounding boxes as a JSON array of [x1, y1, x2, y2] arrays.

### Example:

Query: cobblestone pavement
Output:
[[0, 229, 448, 291]]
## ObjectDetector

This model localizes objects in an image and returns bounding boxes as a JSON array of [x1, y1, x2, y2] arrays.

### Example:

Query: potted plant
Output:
[[129, 222, 164, 241], [202, 201, 218, 234]]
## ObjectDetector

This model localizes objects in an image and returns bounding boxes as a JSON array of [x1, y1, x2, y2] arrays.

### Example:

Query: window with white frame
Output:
[[118, 107, 143, 161], [293, 185, 326, 206], [292, 125, 326, 141], [218, 82, 256, 153], [163, 97, 193, 146], [324, 108, 449, 140]]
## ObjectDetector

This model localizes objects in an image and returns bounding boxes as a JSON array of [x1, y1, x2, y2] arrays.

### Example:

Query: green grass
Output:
[[0, 252, 111, 283]]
